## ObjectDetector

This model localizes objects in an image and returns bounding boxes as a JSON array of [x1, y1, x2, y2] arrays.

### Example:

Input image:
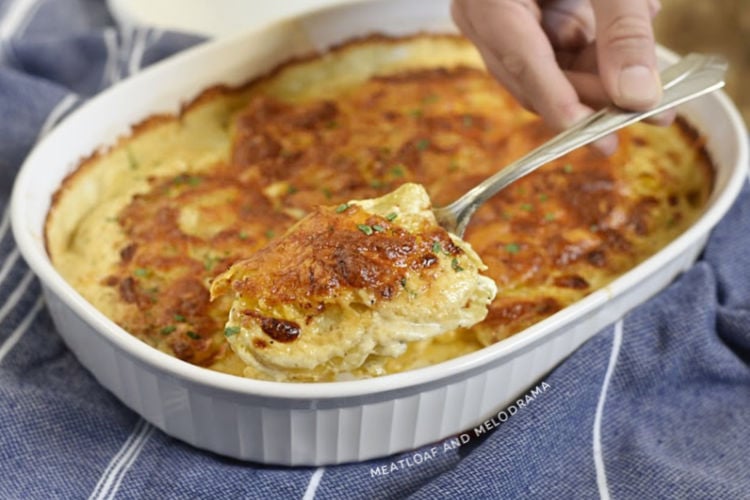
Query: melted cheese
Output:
[[210, 184, 496, 381], [45, 34, 714, 381]]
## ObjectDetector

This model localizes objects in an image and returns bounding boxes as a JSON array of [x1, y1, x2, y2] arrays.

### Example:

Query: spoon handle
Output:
[[435, 53, 728, 236]]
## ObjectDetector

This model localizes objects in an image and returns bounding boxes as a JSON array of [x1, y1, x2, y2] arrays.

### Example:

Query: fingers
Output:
[[541, 0, 595, 50], [647, 0, 661, 17], [564, 70, 609, 108], [591, 0, 662, 110], [451, 0, 592, 130]]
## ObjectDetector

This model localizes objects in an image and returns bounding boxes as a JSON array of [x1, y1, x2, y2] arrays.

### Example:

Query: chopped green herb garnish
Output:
[[203, 255, 219, 271], [422, 94, 439, 104], [336, 203, 349, 213], [451, 258, 464, 272], [322, 187, 333, 199], [563, 164, 574, 173], [357, 224, 374, 236], [386, 212, 398, 221], [372, 224, 385, 233], [174, 314, 186, 322], [520, 203, 533, 212], [160, 325, 176, 335], [133, 268, 149, 277], [502, 212, 512, 221], [224, 326, 241, 337], [400, 277, 407, 288], [265, 229, 275, 239], [432, 242, 442, 254], [462, 115, 474, 127], [326, 120, 338, 129], [448, 159, 459, 172], [505, 243, 521, 254], [539, 193, 549, 202], [186, 331, 200, 340], [370, 179, 385, 189], [416, 138, 430, 151], [590, 224, 599, 232], [544, 213, 556, 221], [238, 231, 249, 240], [187, 176, 202, 186], [409, 108, 423, 118], [391, 165, 405, 177]]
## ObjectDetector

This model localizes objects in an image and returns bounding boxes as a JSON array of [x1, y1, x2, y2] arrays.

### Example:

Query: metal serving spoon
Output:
[[434, 53, 728, 237]]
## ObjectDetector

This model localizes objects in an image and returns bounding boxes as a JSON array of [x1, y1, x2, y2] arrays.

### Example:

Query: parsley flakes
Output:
[[451, 258, 464, 272], [416, 139, 430, 151], [357, 224, 374, 236], [160, 325, 176, 335], [224, 326, 241, 337]]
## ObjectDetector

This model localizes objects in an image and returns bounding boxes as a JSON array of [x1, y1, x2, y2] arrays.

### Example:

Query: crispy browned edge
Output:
[[673, 118, 715, 194], [44, 31, 717, 257]]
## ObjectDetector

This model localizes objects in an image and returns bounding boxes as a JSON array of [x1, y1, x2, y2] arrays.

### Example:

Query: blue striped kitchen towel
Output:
[[0, 1, 748, 498]]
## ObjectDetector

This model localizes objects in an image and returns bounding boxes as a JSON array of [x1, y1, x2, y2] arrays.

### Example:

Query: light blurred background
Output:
[[107, 0, 749, 124], [655, 0, 749, 124]]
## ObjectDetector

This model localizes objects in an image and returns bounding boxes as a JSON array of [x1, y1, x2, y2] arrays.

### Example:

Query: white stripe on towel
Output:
[[0, 207, 10, 241], [0, 248, 20, 284], [0, 296, 42, 364], [88, 419, 154, 500], [593, 319, 624, 500], [0, 0, 39, 64], [101, 27, 119, 87], [302, 467, 326, 500], [0, 0, 39, 40], [0, 269, 34, 324], [35, 94, 78, 142], [117, 26, 134, 78], [126, 27, 149, 76], [101, 423, 154, 500]]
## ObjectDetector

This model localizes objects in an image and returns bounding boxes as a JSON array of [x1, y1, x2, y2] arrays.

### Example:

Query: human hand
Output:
[[452, 0, 670, 153]]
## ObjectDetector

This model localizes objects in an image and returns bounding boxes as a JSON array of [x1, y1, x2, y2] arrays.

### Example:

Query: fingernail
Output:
[[617, 65, 661, 109]]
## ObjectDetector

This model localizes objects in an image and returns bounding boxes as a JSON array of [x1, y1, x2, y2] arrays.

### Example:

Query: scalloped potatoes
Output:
[[210, 183, 496, 381], [46, 34, 713, 381]]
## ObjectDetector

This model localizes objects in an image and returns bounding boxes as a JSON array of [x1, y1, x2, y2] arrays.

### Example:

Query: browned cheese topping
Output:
[[47, 35, 714, 377]]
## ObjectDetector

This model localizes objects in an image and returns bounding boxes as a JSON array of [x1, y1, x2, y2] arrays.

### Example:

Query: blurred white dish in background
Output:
[[106, 0, 360, 37]]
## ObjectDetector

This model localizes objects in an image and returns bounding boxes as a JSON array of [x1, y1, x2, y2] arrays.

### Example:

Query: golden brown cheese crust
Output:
[[209, 183, 496, 381], [45, 34, 714, 378], [211, 204, 460, 310]]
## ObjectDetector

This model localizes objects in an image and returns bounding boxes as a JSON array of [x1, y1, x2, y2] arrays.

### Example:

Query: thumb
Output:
[[592, 0, 662, 110]]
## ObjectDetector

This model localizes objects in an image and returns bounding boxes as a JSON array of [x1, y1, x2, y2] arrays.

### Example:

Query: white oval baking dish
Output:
[[10, 0, 749, 465]]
